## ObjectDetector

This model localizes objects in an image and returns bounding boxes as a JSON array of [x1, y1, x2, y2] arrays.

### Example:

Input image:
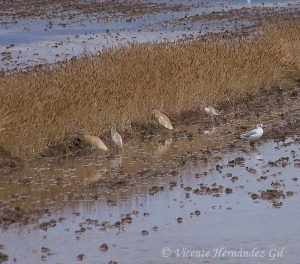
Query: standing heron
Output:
[[111, 123, 123, 149], [197, 101, 220, 122], [152, 109, 173, 130], [241, 124, 264, 149], [81, 131, 108, 156]]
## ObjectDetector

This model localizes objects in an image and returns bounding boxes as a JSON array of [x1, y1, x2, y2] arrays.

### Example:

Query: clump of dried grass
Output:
[[0, 21, 299, 160]]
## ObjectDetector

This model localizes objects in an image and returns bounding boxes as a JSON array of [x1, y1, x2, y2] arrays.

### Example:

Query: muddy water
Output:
[[1, 0, 300, 70], [0, 123, 232, 209], [1, 129, 299, 263]]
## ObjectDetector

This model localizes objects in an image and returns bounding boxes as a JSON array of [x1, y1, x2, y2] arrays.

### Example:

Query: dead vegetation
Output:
[[0, 21, 300, 160]]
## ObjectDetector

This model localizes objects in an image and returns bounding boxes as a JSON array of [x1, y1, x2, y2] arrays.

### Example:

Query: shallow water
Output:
[[1, 131, 299, 263], [1, 0, 300, 70], [0, 123, 232, 209], [1, 1, 300, 262]]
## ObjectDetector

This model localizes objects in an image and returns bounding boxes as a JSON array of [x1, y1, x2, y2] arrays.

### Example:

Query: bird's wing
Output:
[[242, 129, 258, 138], [92, 136, 108, 151], [113, 132, 123, 146], [159, 114, 173, 129], [211, 107, 221, 115]]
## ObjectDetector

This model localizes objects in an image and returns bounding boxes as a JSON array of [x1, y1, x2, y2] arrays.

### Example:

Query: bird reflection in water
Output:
[[154, 138, 173, 156], [84, 169, 107, 183], [204, 127, 217, 136], [110, 154, 123, 170]]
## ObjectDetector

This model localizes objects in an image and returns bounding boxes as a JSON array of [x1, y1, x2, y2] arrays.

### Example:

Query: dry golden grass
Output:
[[0, 21, 300, 160]]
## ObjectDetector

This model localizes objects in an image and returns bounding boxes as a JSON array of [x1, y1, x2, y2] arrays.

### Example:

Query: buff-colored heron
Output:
[[197, 101, 220, 122], [152, 109, 173, 130], [81, 131, 108, 157], [197, 100, 221, 117]]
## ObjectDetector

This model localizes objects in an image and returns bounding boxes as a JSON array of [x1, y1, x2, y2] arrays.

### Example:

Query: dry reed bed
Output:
[[0, 21, 300, 160]]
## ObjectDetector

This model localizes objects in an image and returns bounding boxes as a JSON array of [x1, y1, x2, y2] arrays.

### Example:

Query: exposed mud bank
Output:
[[1, 0, 300, 71], [1, 81, 300, 227], [0, 149, 21, 175], [1, 0, 300, 232], [1, 82, 300, 174], [1, 123, 299, 264]]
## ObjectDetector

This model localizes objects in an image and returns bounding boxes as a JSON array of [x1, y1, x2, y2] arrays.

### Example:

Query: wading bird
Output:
[[111, 123, 123, 148], [152, 109, 173, 130], [241, 124, 264, 149], [82, 132, 108, 156], [197, 101, 220, 122]]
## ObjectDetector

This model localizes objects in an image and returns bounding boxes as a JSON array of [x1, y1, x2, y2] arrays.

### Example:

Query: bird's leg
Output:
[[85, 146, 93, 158], [118, 146, 123, 156], [111, 145, 117, 156], [111, 148, 116, 158], [213, 116, 217, 124], [250, 141, 255, 149], [90, 146, 98, 158]]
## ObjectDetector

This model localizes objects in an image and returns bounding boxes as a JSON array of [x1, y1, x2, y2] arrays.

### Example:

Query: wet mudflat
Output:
[[1, 77, 300, 263], [1, 0, 300, 70], [1, 0, 300, 263], [0, 136, 299, 263]]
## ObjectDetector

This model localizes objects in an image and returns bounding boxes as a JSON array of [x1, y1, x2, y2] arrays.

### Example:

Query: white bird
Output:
[[152, 109, 173, 130], [197, 101, 220, 121], [241, 124, 264, 148], [111, 123, 123, 148]]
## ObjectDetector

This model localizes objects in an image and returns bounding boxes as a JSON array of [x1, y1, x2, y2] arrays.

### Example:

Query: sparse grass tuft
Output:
[[0, 21, 300, 160]]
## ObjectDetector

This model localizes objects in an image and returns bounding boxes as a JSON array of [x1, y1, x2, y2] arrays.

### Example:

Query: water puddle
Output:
[[1, 0, 299, 70], [0, 123, 232, 209], [0, 130, 299, 263]]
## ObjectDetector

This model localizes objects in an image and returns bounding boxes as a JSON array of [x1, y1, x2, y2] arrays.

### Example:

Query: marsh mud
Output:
[[1, 0, 300, 263], [1, 0, 300, 71], [1, 125, 300, 263], [0, 149, 21, 175], [1, 82, 300, 262]]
